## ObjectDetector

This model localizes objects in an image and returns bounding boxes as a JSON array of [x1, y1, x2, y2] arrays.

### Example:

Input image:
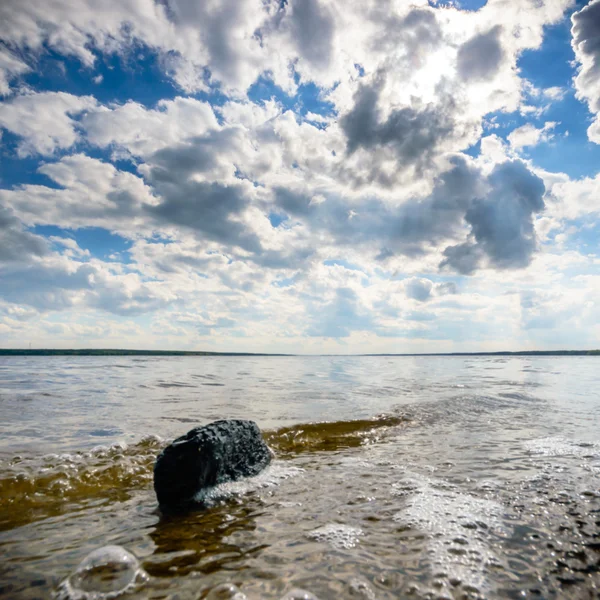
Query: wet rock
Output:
[[154, 419, 272, 511]]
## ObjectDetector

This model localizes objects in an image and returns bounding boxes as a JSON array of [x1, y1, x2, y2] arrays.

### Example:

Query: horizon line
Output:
[[0, 348, 598, 357]]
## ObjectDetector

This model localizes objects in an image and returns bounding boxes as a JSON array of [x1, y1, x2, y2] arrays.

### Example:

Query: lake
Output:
[[1, 355, 599, 599]]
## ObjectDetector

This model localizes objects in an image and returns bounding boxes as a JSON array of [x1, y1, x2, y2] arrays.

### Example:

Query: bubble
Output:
[[307, 524, 363, 550], [348, 578, 376, 599], [280, 589, 319, 600], [55, 545, 148, 600], [206, 582, 247, 599]]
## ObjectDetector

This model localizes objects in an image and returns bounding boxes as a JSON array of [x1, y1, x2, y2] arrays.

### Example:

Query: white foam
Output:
[[205, 582, 247, 599], [55, 545, 148, 600], [523, 436, 600, 457], [195, 463, 305, 505], [280, 589, 319, 600], [307, 524, 363, 550], [392, 473, 508, 595]]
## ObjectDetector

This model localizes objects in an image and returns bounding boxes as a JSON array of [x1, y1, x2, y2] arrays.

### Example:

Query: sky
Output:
[[0, 0, 599, 353]]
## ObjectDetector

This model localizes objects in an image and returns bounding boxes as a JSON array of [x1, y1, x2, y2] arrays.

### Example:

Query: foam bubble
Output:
[[55, 545, 148, 600], [523, 436, 600, 458], [280, 589, 319, 600], [348, 578, 376, 599], [392, 473, 508, 596], [205, 582, 247, 599], [195, 464, 305, 505], [307, 524, 363, 550]]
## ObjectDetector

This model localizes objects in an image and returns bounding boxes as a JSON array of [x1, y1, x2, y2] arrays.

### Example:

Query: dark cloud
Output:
[[275, 157, 545, 274], [457, 26, 505, 81], [467, 160, 544, 267], [571, 0, 600, 113], [275, 154, 481, 257], [375, 247, 394, 261], [143, 132, 263, 252], [404, 277, 433, 302], [340, 77, 455, 173], [440, 241, 482, 275], [0, 207, 49, 262], [435, 281, 457, 296], [144, 130, 240, 185], [250, 247, 315, 270], [147, 180, 262, 253], [372, 7, 442, 59], [89, 284, 172, 316], [441, 160, 545, 273], [289, 0, 334, 70]]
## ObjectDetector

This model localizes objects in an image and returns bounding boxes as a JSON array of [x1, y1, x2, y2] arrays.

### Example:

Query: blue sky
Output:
[[0, 0, 599, 352]]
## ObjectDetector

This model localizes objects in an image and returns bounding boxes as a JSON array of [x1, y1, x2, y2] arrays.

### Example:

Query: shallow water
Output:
[[1, 355, 599, 599]]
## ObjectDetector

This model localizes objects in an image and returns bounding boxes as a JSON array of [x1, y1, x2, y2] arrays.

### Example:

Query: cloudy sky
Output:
[[0, 0, 599, 353]]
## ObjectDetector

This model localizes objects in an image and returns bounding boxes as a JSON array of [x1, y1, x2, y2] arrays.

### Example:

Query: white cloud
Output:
[[1, 0, 598, 351], [0, 91, 97, 155], [0, 48, 30, 95], [82, 97, 219, 157], [547, 171, 600, 220], [0, 154, 157, 234], [571, 0, 600, 143], [508, 121, 558, 149]]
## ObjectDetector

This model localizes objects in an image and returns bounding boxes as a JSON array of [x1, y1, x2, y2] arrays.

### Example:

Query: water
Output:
[[1, 355, 599, 599]]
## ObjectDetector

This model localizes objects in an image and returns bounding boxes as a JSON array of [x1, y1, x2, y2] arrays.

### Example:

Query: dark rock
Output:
[[153, 419, 272, 511]]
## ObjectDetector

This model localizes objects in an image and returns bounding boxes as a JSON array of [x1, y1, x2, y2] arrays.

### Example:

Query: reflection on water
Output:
[[0, 356, 599, 599]]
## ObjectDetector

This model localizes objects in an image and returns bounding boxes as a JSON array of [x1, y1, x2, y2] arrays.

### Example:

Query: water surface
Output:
[[1, 355, 599, 599]]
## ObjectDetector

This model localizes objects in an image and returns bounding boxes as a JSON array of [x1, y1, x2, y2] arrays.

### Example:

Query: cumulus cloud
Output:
[[441, 161, 546, 274], [0, 245, 176, 315], [404, 277, 434, 302], [0, 154, 156, 234], [0, 206, 49, 262], [287, 0, 335, 72], [546, 171, 600, 220], [82, 97, 219, 158], [340, 77, 455, 174], [0, 91, 97, 155], [571, 0, 600, 143], [1, 0, 596, 350], [0, 0, 274, 94], [507, 121, 558, 149], [147, 180, 262, 252]]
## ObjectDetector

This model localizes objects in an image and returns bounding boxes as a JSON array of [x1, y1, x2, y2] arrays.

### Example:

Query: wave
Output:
[[0, 435, 163, 531], [0, 414, 407, 531], [264, 414, 408, 456], [1, 389, 545, 532]]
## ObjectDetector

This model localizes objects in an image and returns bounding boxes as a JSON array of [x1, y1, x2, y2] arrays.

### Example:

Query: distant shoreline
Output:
[[0, 349, 598, 357]]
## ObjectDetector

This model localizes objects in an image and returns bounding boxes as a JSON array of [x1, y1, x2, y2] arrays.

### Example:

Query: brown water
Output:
[[1, 355, 600, 599]]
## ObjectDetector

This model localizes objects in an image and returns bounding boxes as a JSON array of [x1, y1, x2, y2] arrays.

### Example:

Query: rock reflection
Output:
[[147, 501, 267, 579]]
